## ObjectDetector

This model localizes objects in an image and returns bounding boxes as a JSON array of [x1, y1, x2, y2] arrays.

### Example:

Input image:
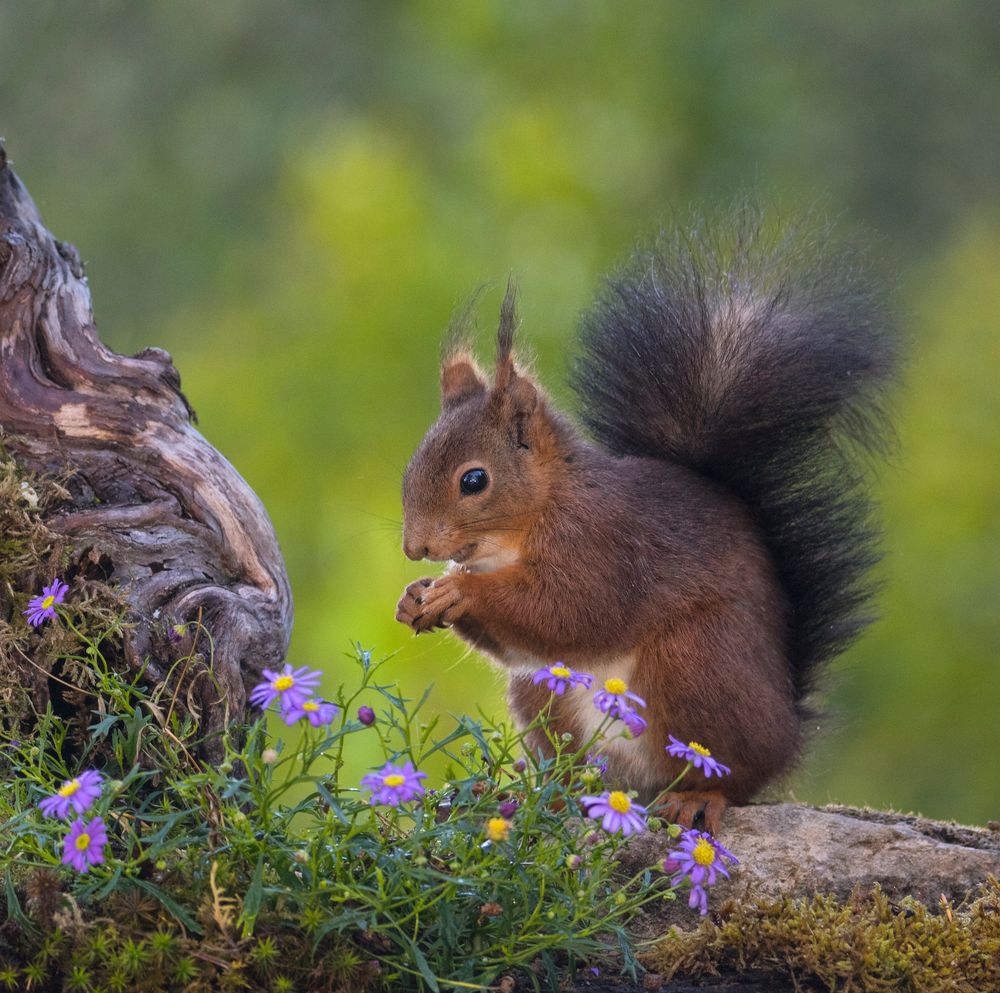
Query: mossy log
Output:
[[0, 145, 292, 753]]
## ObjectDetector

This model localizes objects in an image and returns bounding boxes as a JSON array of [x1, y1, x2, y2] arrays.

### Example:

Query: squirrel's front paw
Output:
[[395, 577, 434, 632], [411, 574, 468, 634]]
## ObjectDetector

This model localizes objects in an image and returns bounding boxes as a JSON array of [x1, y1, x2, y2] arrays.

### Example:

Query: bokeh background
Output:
[[2, 1, 998, 821]]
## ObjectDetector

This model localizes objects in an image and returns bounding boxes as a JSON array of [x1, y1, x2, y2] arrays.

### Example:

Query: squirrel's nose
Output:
[[403, 540, 428, 561]]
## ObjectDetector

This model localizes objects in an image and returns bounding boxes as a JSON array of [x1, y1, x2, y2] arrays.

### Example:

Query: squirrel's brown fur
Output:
[[396, 214, 896, 830]]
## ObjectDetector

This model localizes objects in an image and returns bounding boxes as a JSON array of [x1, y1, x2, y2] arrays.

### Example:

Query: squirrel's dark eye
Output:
[[460, 468, 489, 496]]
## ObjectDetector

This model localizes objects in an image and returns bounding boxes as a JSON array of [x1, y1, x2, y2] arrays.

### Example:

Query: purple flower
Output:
[[248, 664, 323, 712], [498, 800, 519, 818], [62, 816, 108, 873], [664, 829, 738, 916], [39, 770, 103, 819], [282, 698, 338, 727], [621, 709, 648, 738], [512, 758, 527, 774], [23, 579, 69, 628], [361, 761, 428, 806], [593, 677, 646, 719], [580, 790, 648, 836], [531, 663, 594, 695], [666, 735, 731, 778], [357, 705, 376, 726]]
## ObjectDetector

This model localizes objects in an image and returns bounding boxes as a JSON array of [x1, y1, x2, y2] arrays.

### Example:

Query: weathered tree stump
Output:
[[0, 145, 292, 753]]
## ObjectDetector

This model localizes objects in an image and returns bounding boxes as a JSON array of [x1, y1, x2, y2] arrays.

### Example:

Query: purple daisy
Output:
[[62, 816, 108, 873], [663, 829, 739, 916], [39, 769, 103, 819], [282, 698, 338, 727], [593, 677, 646, 718], [361, 761, 428, 806], [248, 664, 323, 712], [580, 790, 648, 836], [666, 735, 731, 778], [531, 664, 594, 695], [23, 579, 69, 628]]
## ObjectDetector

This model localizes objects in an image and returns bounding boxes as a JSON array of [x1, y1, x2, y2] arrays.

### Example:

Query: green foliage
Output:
[[1, 623, 676, 991]]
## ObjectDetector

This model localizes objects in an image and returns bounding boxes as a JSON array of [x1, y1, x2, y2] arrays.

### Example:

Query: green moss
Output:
[[644, 880, 1000, 993]]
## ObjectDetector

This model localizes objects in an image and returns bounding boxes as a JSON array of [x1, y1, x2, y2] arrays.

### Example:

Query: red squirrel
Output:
[[395, 214, 897, 832]]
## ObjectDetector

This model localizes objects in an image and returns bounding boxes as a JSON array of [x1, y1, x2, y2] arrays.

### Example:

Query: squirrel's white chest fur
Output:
[[499, 648, 657, 789], [563, 653, 657, 788]]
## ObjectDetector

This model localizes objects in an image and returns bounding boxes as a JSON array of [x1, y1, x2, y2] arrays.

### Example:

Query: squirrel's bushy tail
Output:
[[571, 207, 898, 706]]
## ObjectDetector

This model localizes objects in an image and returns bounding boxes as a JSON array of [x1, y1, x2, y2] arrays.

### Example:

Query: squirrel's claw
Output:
[[656, 790, 728, 837], [395, 576, 467, 633], [411, 574, 467, 633], [395, 577, 434, 632]]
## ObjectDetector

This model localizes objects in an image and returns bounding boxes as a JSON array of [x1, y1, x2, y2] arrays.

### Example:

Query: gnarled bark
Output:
[[0, 145, 292, 752]]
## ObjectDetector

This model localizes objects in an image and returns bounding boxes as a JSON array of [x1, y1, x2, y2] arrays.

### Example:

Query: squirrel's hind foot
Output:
[[654, 789, 728, 836]]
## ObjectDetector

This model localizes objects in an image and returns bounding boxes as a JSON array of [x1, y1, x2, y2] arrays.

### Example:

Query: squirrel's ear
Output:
[[441, 354, 487, 409]]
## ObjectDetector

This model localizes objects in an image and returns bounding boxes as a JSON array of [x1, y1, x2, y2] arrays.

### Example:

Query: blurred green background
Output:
[[2, 1, 998, 821]]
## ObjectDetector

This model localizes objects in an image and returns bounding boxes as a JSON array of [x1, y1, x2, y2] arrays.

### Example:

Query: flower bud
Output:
[[512, 758, 527, 774], [262, 748, 279, 765], [357, 706, 376, 726], [498, 800, 519, 819]]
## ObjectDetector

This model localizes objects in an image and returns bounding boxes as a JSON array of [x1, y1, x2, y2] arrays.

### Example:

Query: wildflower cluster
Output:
[[249, 662, 339, 728], [7, 571, 741, 988], [528, 661, 739, 913], [5, 618, 726, 992], [36, 769, 108, 873]]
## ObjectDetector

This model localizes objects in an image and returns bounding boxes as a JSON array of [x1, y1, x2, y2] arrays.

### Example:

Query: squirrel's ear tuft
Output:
[[492, 278, 541, 446], [494, 277, 519, 391], [441, 354, 487, 409]]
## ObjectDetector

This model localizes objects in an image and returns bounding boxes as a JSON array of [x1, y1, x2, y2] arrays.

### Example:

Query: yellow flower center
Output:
[[689, 742, 711, 757], [383, 774, 405, 788], [692, 837, 716, 866], [273, 675, 295, 691], [486, 817, 512, 841], [41, 595, 55, 610], [550, 666, 571, 678], [75, 832, 91, 851], [604, 677, 627, 695], [608, 791, 632, 813], [58, 779, 81, 798], [302, 701, 319, 712]]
